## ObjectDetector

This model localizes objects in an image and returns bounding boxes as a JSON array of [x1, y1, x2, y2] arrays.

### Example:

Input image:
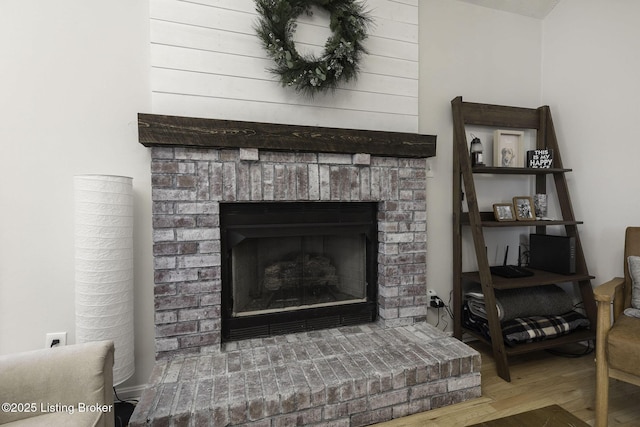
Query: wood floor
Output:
[[374, 340, 640, 427]]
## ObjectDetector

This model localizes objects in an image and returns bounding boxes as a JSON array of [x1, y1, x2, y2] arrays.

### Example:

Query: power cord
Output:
[[433, 290, 455, 331], [113, 387, 137, 427], [545, 340, 595, 358]]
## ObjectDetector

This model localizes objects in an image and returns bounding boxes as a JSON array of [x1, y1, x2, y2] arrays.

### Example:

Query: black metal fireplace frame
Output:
[[220, 201, 378, 341]]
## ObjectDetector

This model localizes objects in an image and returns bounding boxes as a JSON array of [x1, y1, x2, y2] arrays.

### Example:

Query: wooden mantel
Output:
[[138, 114, 436, 158]]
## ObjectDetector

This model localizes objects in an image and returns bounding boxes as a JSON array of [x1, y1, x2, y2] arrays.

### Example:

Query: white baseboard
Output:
[[113, 384, 146, 402]]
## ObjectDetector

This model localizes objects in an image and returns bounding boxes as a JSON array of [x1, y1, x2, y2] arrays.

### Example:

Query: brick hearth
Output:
[[130, 323, 480, 427]]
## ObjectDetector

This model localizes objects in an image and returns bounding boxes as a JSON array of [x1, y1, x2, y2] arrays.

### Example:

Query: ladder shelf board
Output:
[[471, 166, 572, 175], [460, 212, 583, 227], [455, 98, 541, 129], [463, 328, 595, 356], [461, 269, 595, 290]]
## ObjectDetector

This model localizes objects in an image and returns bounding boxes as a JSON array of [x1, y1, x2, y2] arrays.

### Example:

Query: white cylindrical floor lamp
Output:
[[74, 175, 134, 386]]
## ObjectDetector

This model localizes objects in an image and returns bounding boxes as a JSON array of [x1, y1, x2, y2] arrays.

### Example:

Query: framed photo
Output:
[[512, 196, 536, 221], [494, 130, 524, 167], [493, 203, 515, 222]]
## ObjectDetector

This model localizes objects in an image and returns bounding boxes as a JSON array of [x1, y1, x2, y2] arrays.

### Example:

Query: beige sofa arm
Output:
[[0, 340, 114, 426]]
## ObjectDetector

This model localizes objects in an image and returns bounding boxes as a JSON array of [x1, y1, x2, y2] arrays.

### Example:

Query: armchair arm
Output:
[[593, 277, 625, 303], [594, 277, 626, 368], [594, 277, 626, 322]]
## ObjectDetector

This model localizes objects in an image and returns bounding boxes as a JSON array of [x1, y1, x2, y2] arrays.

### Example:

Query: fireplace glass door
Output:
[[221, 202, 377, 340], [232, 233, 367, 316]]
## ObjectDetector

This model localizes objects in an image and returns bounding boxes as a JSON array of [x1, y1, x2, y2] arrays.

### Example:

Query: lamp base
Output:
[[114, 401, 135, 427]]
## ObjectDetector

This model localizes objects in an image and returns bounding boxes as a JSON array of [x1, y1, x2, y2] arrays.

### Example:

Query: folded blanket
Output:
[[466, 298, 503, 320], [465, 284, 574, 322], [463, 303, 492, 341], [462, 303, 590, 346], [501, 311, 590, 346]]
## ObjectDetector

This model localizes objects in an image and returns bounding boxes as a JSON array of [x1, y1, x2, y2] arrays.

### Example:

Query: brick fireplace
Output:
[[130, 115, 481, 426], [151, 145, 432, 357]]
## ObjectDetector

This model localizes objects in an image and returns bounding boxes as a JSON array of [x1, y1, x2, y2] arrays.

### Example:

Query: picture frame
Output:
[[493, 203, 515, 222], [494, 130, 524, 167], [513, 196, 536, 221]]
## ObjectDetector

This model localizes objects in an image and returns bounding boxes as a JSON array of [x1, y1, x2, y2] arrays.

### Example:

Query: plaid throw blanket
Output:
[[463, 303, 590, 346], [501, 311, 590, 346]]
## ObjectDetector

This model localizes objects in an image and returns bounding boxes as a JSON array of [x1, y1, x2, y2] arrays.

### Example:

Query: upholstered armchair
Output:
[[594, 227, 640, 427], [0, 340, 114, 427]]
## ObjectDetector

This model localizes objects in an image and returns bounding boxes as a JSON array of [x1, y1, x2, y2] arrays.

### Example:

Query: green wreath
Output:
[[255, 0, 372, 97]]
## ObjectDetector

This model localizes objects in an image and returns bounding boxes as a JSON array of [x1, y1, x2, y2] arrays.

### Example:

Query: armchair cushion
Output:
[[2, 411, 102, 427], [0, 341, 114, 427], [607, 314, 640, 377], [628, 255, 640, 310], [624, 307, 640, 318]]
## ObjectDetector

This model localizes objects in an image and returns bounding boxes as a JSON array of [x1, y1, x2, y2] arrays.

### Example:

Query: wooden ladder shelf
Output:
[[451, 96, 596, 381]]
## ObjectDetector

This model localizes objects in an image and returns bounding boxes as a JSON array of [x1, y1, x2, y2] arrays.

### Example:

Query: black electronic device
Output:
[[490, 246, 534, 278], [114, 401, 135, 427], [529, 233, 576, 274]]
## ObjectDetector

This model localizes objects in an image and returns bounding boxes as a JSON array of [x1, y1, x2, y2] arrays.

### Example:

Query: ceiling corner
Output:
[[455, 0, 561, 19]]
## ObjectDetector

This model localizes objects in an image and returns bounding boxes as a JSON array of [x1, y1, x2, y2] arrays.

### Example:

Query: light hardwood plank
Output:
[[374, 341, 640, 427]]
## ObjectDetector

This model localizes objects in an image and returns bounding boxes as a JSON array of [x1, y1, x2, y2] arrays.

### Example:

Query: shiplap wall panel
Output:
[[179, 0, 257, 13], [388, 0, 417, 7], [150, 0, 419, 132], [368, 0, 418, 25], [151, 68, 417, 114], [151, 0, 416, 59], [151, 93, 418, 131], [151, 21, 260, 57], [151, 44, 418, 96], [151, 20, 418, 79]]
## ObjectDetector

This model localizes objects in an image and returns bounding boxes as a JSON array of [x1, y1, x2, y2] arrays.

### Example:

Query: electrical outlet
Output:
[[430, 296, 445, 308], [45, 332, 67, 348], [427, 289, 445, 308], [425, 158, 435, 178]]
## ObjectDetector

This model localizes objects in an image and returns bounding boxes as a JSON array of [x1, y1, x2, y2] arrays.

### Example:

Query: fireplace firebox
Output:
[[220, 202, 378, 340]]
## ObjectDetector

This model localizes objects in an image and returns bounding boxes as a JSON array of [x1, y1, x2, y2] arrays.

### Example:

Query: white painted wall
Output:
[[0, 0, 153, 393], [419, 0, 543, 324], [420, 0, 640, 330], [541, 0, 640, 284]]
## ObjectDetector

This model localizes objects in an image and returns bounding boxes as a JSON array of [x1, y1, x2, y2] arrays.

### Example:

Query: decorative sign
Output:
[[527, 149, 554, 168]]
